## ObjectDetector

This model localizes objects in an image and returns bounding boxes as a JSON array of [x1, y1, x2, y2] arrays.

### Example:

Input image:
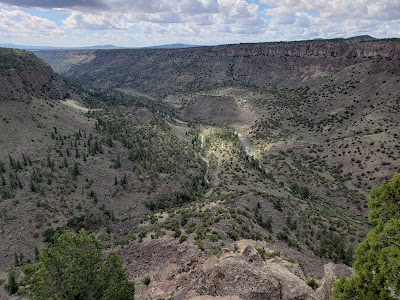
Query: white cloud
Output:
[[0, 8, 63, 38], [59, 0, 265, 38], [133, 12, 184, 23], [0, 0, 398, 47], [219, 0, 258, 19], [265, 6, 296, 25], [179, 0, 220, 14], [260, 0, 400, 42], [368, 1, 400, 20], [262, 0, 400, 21], [63, 12, 135, 30]]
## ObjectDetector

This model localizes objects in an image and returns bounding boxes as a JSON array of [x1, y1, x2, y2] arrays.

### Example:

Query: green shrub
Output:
[[179, 235, 187, 243], [307, 278, 319, 290], [24, 230, 134, 300], [141, 276, 151, 286]]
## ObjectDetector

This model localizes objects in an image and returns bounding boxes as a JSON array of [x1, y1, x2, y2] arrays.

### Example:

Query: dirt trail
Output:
[[62, 99, 101, 113]]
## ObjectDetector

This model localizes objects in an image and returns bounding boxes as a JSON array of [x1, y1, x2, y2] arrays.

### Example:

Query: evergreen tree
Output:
[[6, 271, 18, 295], [24, 230, 134, 300], [333, 173, 400, 300], [14, 253, 19, 267], [113, 153, 121, 168], [34, 246, 40, 262], [0, 159, 6, 173], [71, 162, 80, 179]]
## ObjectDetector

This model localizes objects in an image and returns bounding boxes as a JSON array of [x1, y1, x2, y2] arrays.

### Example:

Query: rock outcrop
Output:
[[35, 39, 400, 93], [190, 255, 313, 300], [120, 238, 353, 300], [313, 263, 355, 300]]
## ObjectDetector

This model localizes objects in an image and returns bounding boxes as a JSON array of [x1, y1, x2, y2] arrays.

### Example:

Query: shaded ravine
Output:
[[199, 134, 210, 185], [116, 88, 366, 228], [168, 118, 209, 185]]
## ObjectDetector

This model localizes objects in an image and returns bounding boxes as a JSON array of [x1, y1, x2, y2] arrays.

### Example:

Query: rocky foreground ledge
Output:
[[118, 238, 353, 300]]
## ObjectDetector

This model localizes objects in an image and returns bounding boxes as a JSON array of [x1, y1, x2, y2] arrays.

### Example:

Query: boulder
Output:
[[193, 256, 314, 300]]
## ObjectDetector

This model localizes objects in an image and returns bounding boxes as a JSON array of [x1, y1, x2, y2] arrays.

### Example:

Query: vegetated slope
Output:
[[35, 38, 400, 215], [0, 48, 69, 102], [5, 41, 397, 299], [36, 39, 400, 93], [33, 49, 96, 74], [0, 49, 206, 289]]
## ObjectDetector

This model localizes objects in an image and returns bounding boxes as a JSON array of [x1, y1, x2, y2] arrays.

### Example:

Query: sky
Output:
[[0, 0, 399, 47]]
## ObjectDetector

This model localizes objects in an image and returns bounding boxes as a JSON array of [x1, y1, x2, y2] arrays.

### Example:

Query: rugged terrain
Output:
[[36, 39, 400, 197], [37, 38, 400, 235], [0, 39, 399, 299], [0, 49, 206, 299], [118, 238, 353, 300]]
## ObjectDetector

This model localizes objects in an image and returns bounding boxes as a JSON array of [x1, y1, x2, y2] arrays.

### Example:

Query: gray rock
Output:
[[194, 256, 314, 300]]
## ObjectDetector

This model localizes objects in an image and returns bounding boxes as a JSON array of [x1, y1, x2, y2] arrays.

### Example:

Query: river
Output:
[[235, 132, 274, 177]]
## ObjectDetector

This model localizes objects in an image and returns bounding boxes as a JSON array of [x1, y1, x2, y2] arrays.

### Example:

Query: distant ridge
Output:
[[0, 43, 205, 50], [0, 43, 56, 50], [79, 44, 123, 49], [347, 35, 375, 40], [0, 39, 378, 51], [0, 44, 126, 50], [146, 43, 203, 49]]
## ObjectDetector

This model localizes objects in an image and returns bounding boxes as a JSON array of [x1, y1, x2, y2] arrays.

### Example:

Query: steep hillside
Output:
[[0, 48, 69, 102], [0, 50, 206, 294], [2, 40, 398, 299], [35, 39, 400, 212], [36, 39, 400, 93], [34, 49, 95, 74]]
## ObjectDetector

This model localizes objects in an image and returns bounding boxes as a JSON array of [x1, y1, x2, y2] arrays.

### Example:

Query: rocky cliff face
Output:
[[35, 39, 400, 95], [119, 238, 353, 300], [33, 50, 95, 74], [189, 40, 400, 59], [0, 48, 68, 102]]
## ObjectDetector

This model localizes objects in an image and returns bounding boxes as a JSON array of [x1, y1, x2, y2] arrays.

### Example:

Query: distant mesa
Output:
[[312, 35, 375, 41], [1, 39, 376, 51], [0, 44, 125, 50], [347, 35, 375, 40], [78, 44, 122, 49], [0, 43, 53, 50], [0, 43, 204, 51], [145, 43, 203, 49]]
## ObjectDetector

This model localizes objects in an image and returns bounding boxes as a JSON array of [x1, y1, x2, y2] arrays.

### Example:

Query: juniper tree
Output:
[[333, 174, 400, 299], [24, 230, 134, 300]]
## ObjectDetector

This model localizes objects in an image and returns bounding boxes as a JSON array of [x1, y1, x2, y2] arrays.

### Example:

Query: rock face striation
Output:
[[120, 238, 353, 300], [35, 39, 400, 96]]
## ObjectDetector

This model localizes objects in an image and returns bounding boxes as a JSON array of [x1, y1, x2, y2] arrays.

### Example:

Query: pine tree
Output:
[[34, 246, 40, 262], [14, 253, 19, 267], [333, 174, 400, 299], [113, 153, 121, 168], [6, 271, 18, 295], [71, 162, 80, 179]]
